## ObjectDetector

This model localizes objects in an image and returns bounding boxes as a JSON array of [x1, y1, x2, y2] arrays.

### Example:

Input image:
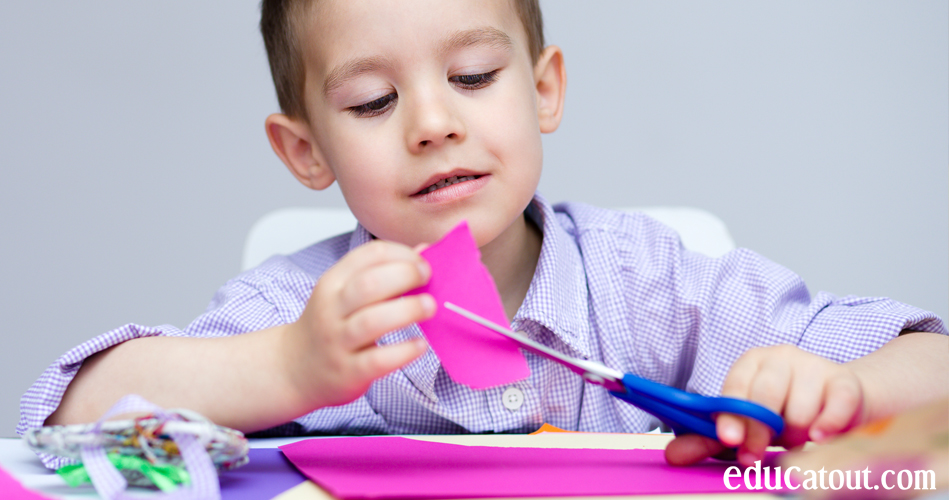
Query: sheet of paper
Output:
[[280, 436, 768, 499], [0, 463, 54, 500], [219, 448, 307, 500], [406, 221, 529, 389]]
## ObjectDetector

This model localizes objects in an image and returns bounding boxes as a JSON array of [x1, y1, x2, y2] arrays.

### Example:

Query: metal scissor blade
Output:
[[443, 302, 625, 392]]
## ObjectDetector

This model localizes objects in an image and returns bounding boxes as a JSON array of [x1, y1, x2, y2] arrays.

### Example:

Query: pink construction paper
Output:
[[0, 463, 54, 500], [405, 221, 529, 389], [280, 436, 772, 499]]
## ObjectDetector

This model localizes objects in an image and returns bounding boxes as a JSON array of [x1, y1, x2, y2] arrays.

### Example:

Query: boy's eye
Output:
[[450, 70, 500, 90], [348, 93, 397, 117]]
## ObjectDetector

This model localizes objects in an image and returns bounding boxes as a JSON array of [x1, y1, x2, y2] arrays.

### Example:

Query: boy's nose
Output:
[[404, 92, 466, 153]]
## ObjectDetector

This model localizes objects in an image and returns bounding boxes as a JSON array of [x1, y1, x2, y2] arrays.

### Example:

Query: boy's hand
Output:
[[281, 240, 435, 412], [665, 344, 864, 466]]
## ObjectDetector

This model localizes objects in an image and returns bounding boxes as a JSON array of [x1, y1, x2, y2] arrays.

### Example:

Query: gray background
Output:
[[1, 1, 946, 437]]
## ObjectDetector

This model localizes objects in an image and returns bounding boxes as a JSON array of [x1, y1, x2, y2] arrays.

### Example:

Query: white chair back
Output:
[[242, 206, 735, 271]]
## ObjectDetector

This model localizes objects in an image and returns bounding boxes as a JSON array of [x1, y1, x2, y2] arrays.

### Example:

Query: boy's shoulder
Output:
[[229, 231, 356, 292], [552, 201, 686, 257], [200, 231, 358, 323]]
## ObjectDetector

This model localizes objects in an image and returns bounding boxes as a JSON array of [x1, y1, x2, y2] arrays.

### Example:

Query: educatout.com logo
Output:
[[723, 460, 938, 493]]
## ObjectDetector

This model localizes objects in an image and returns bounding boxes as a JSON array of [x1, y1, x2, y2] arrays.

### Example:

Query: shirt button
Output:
[[502, 387, 524, 412]]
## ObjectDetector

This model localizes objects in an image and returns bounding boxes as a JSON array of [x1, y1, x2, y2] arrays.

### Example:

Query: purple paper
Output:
[[219, 448, 306, 500], [280, 436, 769, 499], [405, 221, 530, 389]]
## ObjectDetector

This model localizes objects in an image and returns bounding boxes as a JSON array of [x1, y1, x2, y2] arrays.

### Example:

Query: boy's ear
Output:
[[265, 113, 336, 190], [533, 45, 566, 133]]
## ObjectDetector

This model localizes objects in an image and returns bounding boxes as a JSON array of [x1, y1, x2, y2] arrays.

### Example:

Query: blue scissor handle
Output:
[[609, 373, 784, 442]]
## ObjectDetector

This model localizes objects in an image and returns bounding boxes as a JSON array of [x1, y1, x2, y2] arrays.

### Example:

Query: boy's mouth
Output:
[[414, 174, 484, 196]]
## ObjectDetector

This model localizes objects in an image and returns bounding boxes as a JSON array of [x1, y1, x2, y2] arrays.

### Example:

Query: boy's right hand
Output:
[[665, 344, 865, 467], [281, 240, 434, 411]]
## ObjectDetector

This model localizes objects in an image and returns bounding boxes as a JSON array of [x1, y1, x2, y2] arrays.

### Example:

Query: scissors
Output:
[[444, 301, 784, 443]]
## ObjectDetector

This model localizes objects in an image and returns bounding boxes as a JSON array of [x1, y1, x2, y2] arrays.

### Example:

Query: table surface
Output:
[[1, 434, 785, 500]]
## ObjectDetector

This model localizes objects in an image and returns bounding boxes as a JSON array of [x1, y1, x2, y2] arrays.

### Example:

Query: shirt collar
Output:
[[348, 223, 373, 250], [346, 193, 594, 401], [513, 193, 594, 360]]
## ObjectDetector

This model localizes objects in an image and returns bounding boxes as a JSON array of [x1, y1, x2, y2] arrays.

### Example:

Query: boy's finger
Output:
[[746, 357, 791, 416], [782, 367, 825, 442], [716, 413, 746, 447], [328, 240, 426, 286], [738, 420, 773, 466], [737, 358, 789, 460], [720, 350, 763, 400], [342, 294, 435, 350], [664, 434, 727, 466], [351, 338, 429, 383], [338, 259, 431, 316], [717, 352, 764, 447], [809, 374, 862, 442]]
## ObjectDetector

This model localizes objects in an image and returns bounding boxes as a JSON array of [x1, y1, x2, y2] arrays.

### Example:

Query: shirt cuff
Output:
[[798, 294, 948, 364]]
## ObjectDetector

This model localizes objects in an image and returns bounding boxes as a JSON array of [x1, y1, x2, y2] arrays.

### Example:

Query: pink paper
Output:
[[0, 464, 53, 500], [405, 221, 529, 389], [280, 436, 771, 499]]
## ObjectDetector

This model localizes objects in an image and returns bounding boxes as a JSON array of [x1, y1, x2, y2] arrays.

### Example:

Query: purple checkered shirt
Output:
[[19, 194, 947, 469]]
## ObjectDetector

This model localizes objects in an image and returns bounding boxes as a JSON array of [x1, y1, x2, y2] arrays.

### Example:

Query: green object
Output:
[[56, 453, 190, 492]]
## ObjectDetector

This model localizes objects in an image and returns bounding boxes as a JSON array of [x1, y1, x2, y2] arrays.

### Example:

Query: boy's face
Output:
[[289, 0, 560, 247]]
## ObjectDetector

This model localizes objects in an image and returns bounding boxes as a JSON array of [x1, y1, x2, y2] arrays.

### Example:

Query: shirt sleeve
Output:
[[17, 248, 386, 469], [595, 210, 946, 403], [677, 246, 948, 396], [15, 264, 308, 469]]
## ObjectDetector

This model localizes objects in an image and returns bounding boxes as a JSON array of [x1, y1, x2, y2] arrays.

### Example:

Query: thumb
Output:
[[665, 434, 727, 466], [809, 375, 863, 442]]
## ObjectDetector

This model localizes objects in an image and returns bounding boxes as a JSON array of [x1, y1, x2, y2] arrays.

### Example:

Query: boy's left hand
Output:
[[665, 344, 865, 466]]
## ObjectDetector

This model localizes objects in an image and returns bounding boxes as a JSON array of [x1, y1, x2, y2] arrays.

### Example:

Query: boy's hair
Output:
[[260, 0, 545, 122]]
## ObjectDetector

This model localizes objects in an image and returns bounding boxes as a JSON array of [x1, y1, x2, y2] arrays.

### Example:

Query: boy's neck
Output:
[[479, 212, 543, 323]]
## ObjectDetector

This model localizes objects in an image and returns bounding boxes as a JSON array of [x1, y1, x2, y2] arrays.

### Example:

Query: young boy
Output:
[[20, 0, 947, 470]]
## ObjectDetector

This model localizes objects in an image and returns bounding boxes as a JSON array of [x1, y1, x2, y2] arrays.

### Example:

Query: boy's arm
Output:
[[48, 325, 306, 433], [45, 240, 433, 434], [665, 331, 948, 466]]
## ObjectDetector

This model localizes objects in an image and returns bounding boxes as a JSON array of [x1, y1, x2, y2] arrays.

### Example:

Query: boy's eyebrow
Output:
[[322, 27, 513, 98], [323, 56, 394, 97], [437, 27, 513, 59]]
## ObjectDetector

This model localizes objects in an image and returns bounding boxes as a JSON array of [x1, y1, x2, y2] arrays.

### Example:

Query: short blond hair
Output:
[[259, 0, 545, 121]]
